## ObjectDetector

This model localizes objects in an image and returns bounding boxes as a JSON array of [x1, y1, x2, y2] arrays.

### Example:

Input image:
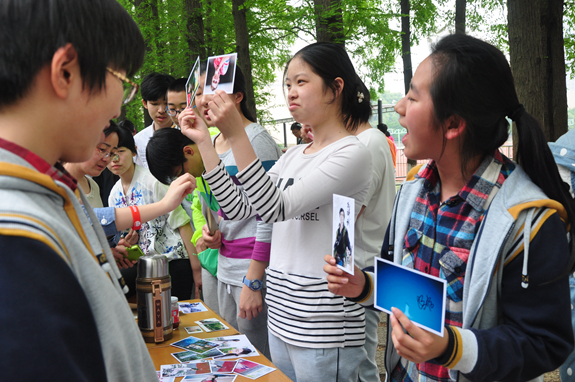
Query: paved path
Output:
[[376, 312, 387, 381]]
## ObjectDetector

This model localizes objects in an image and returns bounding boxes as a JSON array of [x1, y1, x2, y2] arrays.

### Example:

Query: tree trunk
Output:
[[508, 0, 567, 148], [401, 0, 417, 168], [314, 0, 345, 46], [204, 0, 214, 57], [400, 0, 412, 95], [232, 0, 257, 120], [150, 0, 163, 64], [455, 0, 466, 34], [134, 0, 153, 128], [185, 0, 206, 61]]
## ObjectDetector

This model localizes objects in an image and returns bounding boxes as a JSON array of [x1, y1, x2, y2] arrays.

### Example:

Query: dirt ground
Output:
[[375, 312, 562, 382]]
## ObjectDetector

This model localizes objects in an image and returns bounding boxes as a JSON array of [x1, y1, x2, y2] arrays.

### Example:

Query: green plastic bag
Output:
[[197, 248, 218, 277]]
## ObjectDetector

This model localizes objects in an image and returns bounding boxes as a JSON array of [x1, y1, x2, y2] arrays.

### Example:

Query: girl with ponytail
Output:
[[179, 42, 374, 381], [325, 33, 575, 382]]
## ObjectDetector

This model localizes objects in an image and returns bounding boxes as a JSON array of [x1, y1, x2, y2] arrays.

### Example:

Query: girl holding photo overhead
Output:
[[324, 34, 575, 382], [179, 42, 373, 381], [188, 63, 280, 359]]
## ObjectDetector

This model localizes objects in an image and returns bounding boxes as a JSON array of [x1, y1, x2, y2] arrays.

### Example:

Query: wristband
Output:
[[347, 270, 372, 303], [435, 326, 456, 366], [130, 205, 142, 231]]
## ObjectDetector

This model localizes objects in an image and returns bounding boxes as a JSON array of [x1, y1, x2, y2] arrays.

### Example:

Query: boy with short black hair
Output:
[[134, 72, 175, 168], [0, 0, 186, 379], [167, 78, 188, 127]]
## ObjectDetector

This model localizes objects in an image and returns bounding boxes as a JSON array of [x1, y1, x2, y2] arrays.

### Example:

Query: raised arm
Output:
[[205, 142, 371, 225], [114, 173, 196, 231]]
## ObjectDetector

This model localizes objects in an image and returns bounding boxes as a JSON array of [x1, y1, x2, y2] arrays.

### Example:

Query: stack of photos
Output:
[[160, 339, 276, 380], [160, 359, 274, 381], [170, 335, 259, 364]]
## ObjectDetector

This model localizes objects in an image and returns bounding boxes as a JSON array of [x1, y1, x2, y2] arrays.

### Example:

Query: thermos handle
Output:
[[152, 279, 164, 342]]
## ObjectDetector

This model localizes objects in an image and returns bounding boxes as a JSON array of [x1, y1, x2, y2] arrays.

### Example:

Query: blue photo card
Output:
[[374, 257, 446, 337]]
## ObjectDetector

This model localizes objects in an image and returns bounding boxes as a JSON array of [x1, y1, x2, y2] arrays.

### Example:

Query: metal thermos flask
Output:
[[136, 254, 173, 343]]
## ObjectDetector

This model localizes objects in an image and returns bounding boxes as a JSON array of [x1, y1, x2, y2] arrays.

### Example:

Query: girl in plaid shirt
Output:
[[325, 34, 575, 382]]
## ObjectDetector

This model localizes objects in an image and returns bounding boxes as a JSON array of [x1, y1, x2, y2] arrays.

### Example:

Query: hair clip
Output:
[[357, 92, 364, 103]]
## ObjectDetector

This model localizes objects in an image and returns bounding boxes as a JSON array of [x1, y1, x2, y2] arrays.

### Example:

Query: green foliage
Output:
[[113, 0, 457, 130], [342, 0, 401, 94], [434, 0, 508, 52], [245, 0, 301, 122], [410, 0, 439, 44], [569, 107, 575, 129], [565, 1, 575, 77], [283, 0, 405, 95]]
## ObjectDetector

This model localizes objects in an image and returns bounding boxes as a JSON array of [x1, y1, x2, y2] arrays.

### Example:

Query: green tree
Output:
[[508, 0, 567, 142], [314, 0, 345, 45], [565, 0, 575, 77]]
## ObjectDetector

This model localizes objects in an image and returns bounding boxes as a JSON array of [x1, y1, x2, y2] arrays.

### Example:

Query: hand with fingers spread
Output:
[[205, 90, 245, 138], [389, 307, 449, 364], [323, 254, 366, 298], [178, 107, 212, 146]]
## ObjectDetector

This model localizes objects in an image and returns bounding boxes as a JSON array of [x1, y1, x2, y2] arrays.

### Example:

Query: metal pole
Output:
[[378, 99, 383, 126], [283, 122, 287, 148]]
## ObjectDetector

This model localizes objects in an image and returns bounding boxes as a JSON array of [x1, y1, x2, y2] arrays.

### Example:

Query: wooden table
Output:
[[142, 299, 292, 381]]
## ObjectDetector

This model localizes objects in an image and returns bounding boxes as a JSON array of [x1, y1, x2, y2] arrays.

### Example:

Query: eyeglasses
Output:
[[106, 67, 139, 104], [95, 146, 116, 160], [165, 106, 186, 117]]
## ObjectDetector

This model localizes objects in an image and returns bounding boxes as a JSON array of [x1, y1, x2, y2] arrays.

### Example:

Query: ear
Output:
[[333, 77, 344, 99], [50, 43, 79, 100], [233, 91, 244, 105], [142, 99, 149, 109], [183, 145, 195, 157], [133, 146, 138, 157], [444, 115, 466, 140]]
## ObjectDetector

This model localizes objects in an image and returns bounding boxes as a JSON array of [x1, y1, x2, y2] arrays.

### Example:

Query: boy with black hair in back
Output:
[[0, 0, 194, 380], [167, 78, 188, 127], [134, 72, 175, 168], [147, 127, 226, 315]]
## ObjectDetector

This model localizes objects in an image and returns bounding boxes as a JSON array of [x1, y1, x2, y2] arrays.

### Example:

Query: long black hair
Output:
[[430, 33, 575, 276], [283, 42, 370, 132]]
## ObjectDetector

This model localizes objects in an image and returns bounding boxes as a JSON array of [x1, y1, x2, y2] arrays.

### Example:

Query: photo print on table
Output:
[[195, 318, 229, 333]]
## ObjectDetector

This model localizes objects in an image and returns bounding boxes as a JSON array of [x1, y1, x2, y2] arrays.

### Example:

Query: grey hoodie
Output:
[[0, 148, 158, 381], [378, 162, 572, 382]]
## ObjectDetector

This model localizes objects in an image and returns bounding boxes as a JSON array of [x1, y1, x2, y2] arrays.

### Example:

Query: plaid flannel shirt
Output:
[[393, 150, 515, 382]]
